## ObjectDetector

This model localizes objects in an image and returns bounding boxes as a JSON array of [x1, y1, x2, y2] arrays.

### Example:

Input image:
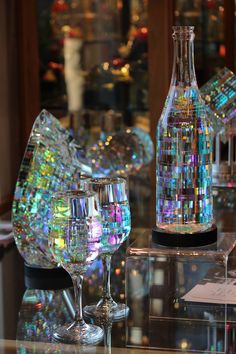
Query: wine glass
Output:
[[83, 177, 131, 320], [48, 190, 104, 344]]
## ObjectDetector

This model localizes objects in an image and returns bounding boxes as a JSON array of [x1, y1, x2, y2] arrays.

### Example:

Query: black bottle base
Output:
[[152, 225, 218, 247]]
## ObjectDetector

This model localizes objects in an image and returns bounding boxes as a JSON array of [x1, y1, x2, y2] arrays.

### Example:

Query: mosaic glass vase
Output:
[[200, 67, 236, 134], [200, 68, 236, 187], [12, 110, 91, 268], [155, 26, 214, 238]]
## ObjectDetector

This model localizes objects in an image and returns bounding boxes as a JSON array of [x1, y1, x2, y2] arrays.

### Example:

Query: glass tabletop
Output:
[[1, 176, 236, 353]]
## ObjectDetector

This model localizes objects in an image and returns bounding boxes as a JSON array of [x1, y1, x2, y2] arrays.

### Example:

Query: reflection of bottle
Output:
[[155, 27, 215, 244]]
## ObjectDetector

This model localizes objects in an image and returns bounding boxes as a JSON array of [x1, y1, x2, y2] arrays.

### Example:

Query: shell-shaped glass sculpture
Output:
[[12, 110, 91, 268]]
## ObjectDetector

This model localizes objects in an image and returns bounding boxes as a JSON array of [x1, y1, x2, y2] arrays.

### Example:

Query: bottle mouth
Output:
[[172, 26, 195, 40]]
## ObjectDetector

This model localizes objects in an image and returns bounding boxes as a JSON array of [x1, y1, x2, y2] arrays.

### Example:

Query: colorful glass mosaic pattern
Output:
[[156, 27, 214, 234], [201, 67, 236, 132], [156, 87, 214, 234], [100, 201, 131, 254], [49, 191, 102, 275], [12, 110, 90, 268]]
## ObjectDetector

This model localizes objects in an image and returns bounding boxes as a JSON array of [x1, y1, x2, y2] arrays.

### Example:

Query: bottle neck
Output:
[[171, 37, 197, 87]]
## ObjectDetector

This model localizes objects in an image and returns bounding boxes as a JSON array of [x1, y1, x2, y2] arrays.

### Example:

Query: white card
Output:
[[182, 279, 236, 304]]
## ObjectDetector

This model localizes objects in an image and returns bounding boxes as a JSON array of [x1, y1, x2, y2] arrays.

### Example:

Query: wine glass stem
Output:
[[104, 325, 112, 354], [102, 254, 112, 301], [72, 275, 84, 324]]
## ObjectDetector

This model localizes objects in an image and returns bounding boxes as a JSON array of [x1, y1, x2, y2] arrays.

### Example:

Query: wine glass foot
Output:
[[84, 303, 129, 321], [52, 321, 103, 345]]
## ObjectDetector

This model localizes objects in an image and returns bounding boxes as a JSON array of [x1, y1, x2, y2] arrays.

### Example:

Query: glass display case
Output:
[[37, 0, 149, 132], [174, 0, 225, 86], [36, 1, 235, 141]]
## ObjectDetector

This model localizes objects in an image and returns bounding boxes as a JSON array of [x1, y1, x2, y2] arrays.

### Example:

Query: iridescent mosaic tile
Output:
[[201, 67, 236, 132]]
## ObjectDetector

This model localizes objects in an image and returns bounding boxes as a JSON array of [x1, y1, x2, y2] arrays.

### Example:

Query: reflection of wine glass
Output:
[[16, 288, 98, 354], [48, 190, 104, 344], [84, 177, 131, 320], [78, 174, 91, 190]]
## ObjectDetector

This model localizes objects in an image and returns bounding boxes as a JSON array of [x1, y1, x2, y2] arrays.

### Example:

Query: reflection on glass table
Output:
[[16, 288, 73, 343], [6, 225, 236, 353], [15, 243, 128, 353], [126, 230, 236, 353], [16, 288, 118, 354]]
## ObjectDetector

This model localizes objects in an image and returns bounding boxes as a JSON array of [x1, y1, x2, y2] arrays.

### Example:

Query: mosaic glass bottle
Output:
[[156, 26, 214, 235]]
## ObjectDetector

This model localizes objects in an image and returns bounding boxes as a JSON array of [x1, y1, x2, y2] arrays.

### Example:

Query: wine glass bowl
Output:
[[83, 177, 131, 320], [90, 178, 130, 254], [49, 190, 104, 344]]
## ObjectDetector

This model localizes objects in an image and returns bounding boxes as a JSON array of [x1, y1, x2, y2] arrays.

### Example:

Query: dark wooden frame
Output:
[[0, 0, 40, 215], [224, 0, 235, 71], [148, 0, 175, 179], [16, 0, 40, 155]]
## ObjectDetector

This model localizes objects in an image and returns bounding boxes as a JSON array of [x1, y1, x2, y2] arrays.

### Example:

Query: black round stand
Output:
[[24, 263, 72, 290], [152, 225, 218, 247]]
